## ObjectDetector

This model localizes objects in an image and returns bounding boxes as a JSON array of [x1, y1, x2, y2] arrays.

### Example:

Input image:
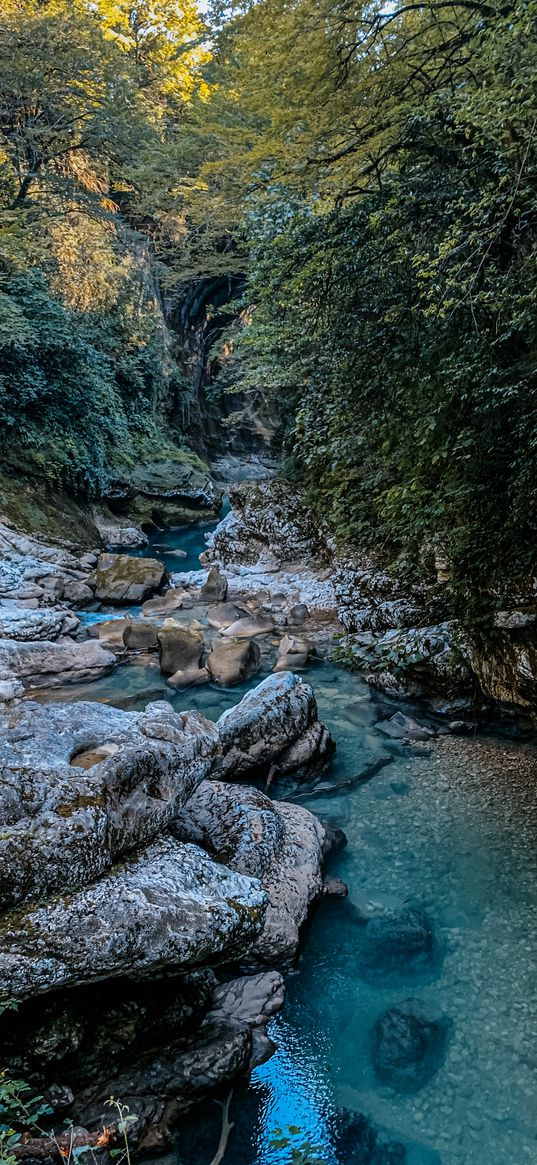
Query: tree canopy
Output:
[[1, 0, 536, 616]]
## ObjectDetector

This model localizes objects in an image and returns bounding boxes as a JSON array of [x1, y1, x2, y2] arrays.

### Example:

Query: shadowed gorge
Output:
[[0, 3, 537, 1165]]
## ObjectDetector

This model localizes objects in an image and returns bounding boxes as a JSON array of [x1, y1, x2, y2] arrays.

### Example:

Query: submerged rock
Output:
[[207, 637, 261, 687], [360, 908, 436, 981], [91, 552, 166, 604], [371, 998, 450, 1093], [215, 671, 334, 780], [332, 1108, 407, 1164]]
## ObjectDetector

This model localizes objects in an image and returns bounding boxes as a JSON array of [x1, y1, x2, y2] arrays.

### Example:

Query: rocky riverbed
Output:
[[1, 465, 537, 1165]]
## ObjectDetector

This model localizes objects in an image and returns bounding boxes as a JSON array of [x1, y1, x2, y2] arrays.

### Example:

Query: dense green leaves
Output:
[[200, 0, 537, 618]]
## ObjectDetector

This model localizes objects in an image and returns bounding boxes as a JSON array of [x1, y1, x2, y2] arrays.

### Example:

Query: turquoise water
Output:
[[41, 523, 537, 1164]]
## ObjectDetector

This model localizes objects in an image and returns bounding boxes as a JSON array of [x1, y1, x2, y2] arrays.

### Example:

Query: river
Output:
[[37, 516, 537, 1165]]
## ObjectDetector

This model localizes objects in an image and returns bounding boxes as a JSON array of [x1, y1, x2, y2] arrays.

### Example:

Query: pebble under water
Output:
[[37, 520, 537, 1165]]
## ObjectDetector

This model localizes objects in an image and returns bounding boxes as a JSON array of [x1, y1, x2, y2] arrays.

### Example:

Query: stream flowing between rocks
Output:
[[34, 519, 537, 1165]]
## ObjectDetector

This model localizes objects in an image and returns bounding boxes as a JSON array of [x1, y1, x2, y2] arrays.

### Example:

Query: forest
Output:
[[1, 0, 536, 612]]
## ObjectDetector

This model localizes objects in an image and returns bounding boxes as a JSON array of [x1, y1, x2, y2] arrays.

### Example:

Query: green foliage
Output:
[[0, 0, 210, 500], [0, 1072, 52, 1165], [198, 0, 537, 620]]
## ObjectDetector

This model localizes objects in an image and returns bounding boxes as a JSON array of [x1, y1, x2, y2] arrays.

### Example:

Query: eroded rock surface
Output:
[[174, 781, 326, 964], [215, 672, 334, 780], [0, 838, 266, 1000], [0, 699, 219, 907], [91, 553, 166, 604], [0, 521, 97, 607], [0, 637, 115, 689]]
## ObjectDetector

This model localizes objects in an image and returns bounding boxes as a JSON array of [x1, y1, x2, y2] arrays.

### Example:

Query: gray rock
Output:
[[0, 637, 116, 688], [174, 781, 325, 964], [92, 507, 148, 550], [376, 712, 435, 742], [206, 602, 245, 630], [123, 621, 159, 652], [0, 671, 24, 703], [0, 838, 266, 1000], [91, 553, 166, 604], [0, 699, 219, 908], [200, 565, 228, 604], [273, 633, 311, 673], [157, 622, 204, 676], [207, 637, 261, 687], [61, 580, 95, 606], [215, 672, 334, 780], [0, 604, 77, 642], [290, 603, 309, 625], [221, 613, 274, 638], [142, 589, 184, 617], [205, 480, 331, 570], [360, 908, 436, 981], [372, 998, 450, 1093], [0, 523, 96, 608]]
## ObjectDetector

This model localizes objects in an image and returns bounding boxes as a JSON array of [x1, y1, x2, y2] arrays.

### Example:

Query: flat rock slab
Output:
[[0, 838, 266, 1000], [0, 638, 116, 688]]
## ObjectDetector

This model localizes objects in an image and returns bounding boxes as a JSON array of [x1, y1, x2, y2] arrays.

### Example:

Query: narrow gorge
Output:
[[1, 2, 537, 1165]]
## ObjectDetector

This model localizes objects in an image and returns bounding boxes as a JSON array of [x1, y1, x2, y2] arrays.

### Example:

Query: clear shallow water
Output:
[[39, 524, 537, 1164]]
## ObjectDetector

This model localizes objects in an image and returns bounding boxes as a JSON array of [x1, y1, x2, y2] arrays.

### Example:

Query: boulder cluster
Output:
[[0, 673, 334, 1148]]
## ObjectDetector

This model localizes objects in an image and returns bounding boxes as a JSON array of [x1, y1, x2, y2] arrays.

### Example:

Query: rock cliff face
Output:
[[0, 675, 333, 1147], [204, 480, 537, 714]]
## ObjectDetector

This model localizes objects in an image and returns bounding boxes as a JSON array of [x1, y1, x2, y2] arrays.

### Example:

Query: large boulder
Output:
[[157, 622, 204, 676], [371, 998, 451, 1093], [123, 620, 159, 652], [0, 699, 219, 908], [207, 637, 261, 687], [91, 553, 166, 604], [0, 637, 115, 688], [174, 781, 326, 964], [215, 672, 334, 780], [0, 838, 267, 1000]]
